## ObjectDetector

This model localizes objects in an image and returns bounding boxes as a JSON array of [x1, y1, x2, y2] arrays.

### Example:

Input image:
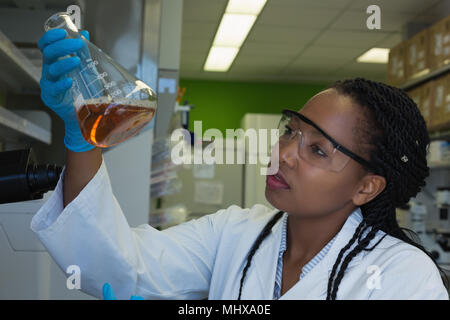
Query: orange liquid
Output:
[[77, 103, 155, 147]]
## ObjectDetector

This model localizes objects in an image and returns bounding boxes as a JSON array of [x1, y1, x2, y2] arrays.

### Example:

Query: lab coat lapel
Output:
[[279, 207, 365, 299], [245, 212, 285, 299]]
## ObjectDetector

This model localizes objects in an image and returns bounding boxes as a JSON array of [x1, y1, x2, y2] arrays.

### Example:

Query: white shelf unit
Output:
[[0, 105, 51, 145], [0, 28, 50, 147], [0, 28, 40, 93], [429, 163, 450, 169], [430, 128, 450, 142]]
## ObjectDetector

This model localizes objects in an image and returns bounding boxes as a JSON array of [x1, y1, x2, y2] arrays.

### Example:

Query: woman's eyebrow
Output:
[[295, 113, 335, 139], [310, 128, 324, 136], [303, 121, 327, 137]]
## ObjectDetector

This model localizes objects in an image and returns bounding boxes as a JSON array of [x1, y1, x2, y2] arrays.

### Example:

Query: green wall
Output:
[[178, 79, 328, 134]]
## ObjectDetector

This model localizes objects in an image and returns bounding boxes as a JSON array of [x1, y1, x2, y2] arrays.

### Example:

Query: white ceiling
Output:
[[180, 0, 450, 83]]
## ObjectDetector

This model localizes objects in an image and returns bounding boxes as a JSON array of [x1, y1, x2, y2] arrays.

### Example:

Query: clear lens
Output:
[[278, 112, 351, 172]]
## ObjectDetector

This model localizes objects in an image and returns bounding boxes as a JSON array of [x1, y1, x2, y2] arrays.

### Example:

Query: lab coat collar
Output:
[[251, 207, 365, 299]]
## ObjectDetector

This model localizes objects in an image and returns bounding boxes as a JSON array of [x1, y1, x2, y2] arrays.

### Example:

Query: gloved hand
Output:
[[38, 28, 95, 152], [102, 282, 144, 300]]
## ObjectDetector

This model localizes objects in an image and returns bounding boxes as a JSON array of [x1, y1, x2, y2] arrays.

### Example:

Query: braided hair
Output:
[[237, 78, 449, 300]]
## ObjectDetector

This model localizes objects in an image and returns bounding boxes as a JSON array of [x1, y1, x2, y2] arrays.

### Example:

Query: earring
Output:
[[401, 155, 408, 163]]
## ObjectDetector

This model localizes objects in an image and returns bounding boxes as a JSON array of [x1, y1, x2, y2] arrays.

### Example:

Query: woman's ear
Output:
[[352, 174, 386, 206]]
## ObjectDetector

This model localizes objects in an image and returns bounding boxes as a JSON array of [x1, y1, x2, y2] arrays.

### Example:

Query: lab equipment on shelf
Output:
[[150, 137, 183, 199]]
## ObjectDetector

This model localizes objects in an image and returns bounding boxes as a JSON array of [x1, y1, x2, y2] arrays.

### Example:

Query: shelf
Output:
[[429, 128, 450, 141], [0, 106, 51, 145], [0, 29, 40, 93], [400, 63, 450, 91], [429, 163, 450, 169]]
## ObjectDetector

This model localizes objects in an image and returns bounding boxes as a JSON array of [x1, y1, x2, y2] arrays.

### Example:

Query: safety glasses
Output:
[[277, 109, 376, 173]]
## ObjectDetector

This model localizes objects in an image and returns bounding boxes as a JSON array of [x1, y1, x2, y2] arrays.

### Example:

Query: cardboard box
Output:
[[406, 85, 423, 115], [429, 15, 450, 71], [406, 29, 431, 80], [387, 42, 406, 86], [421, 81, 434, 129], [442, 73, 450, 128], [430, 76, 446, 129], [406, 84, 430, 128]]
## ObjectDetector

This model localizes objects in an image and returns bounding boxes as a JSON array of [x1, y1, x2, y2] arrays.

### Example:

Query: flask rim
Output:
[[44, 12, 75, 32]]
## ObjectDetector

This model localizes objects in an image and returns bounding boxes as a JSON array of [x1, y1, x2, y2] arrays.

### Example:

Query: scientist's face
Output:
[[265, 88, 373, 218]]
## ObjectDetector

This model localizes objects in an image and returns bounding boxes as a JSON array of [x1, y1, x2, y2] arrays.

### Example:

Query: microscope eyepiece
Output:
[[0, 149, 62, 204], [27, 164, 63, 195]]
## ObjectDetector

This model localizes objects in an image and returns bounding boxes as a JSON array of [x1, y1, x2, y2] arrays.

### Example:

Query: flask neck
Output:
[[44, 12, 80, 37]]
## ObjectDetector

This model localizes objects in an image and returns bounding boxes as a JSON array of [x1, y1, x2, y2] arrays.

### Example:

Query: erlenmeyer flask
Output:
[[44, 12, 157, 148]]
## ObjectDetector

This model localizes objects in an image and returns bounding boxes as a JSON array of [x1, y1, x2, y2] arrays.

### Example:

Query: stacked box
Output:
[[421, 81, 434, 129], [443, 73, 450, 128], [407, 85, 426, 128], [387, 42, 406, 86], [407, 85, 423, 113], [406, 29, 430, 80], [429, 16, 450, 70], [430, 76, 446, 129]]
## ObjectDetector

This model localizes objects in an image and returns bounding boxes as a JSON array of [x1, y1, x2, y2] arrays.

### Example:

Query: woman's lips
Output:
[[266, 172, 290, 190]]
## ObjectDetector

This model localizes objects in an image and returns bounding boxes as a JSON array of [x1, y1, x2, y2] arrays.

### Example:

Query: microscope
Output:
[[0, 149, 93, 299], [0, 148, 62, 204]]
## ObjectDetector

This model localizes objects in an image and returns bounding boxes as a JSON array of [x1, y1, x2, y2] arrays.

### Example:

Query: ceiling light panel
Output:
[[226, 0, 267, 15], [213, 13, 257, 47], [204, 46, 239, 71], [356, 48, 390, 63]]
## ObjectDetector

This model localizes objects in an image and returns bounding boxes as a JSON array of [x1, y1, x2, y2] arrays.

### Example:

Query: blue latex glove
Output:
[[38, 28, 95, 152], [102, 283, 144, 300]]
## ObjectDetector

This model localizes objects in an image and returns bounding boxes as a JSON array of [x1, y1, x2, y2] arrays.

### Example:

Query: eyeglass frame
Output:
[[280, 109, 378, 173]]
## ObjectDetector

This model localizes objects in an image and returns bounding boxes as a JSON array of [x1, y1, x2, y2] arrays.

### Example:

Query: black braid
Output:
[[327, 220, 367, 296], [237, 210, 284, 300], [325, 78, 449, 299]]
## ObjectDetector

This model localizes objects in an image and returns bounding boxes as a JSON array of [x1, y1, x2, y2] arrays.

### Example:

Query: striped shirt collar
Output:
[[273, 213, 338, 299]]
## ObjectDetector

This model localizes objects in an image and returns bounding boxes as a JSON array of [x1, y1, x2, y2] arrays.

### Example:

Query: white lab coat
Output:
[[31, 160, 449, 300]]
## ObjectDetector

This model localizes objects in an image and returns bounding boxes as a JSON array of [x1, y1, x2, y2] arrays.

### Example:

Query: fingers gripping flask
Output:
[[44, 12, 157, 148]]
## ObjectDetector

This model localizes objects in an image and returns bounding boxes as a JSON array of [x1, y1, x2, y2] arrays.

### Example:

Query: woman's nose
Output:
[[279, 138, 298, 168]]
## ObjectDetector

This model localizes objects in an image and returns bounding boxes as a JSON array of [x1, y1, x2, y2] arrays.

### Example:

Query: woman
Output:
[[32, 29, 449, 300]]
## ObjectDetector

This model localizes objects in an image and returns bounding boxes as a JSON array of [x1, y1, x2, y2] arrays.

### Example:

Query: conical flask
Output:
[[44, 12, 157, 148]]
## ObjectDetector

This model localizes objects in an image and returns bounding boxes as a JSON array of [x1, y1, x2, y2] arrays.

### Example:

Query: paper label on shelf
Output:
[[193, 163, 215, 179], [444, 46, 450, 56], [418, 50, 424, 59], [444, 34, 450, 43], [409, 45, 417, 64], [435, 34, 443, 55], [194, 181, 224, 205], [436, 86, 444, 106]]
